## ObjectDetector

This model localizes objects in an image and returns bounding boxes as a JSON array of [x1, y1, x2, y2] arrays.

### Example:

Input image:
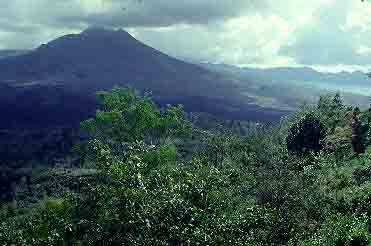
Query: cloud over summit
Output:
[[0, 0, 370, 70]]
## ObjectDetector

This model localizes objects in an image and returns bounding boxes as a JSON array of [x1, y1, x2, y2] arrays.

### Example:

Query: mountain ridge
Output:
[[0, 28, 232, 98], [199, 62, 370, 86], [0, 27, 288, 129]]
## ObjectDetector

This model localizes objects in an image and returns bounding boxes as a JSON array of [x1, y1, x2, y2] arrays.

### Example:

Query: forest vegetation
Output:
[[1, 87, 371, 245]]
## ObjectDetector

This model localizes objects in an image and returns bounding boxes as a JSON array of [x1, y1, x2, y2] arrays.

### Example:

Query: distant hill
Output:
[[0, 28, 234, 98], [200, 63, 370, 88], [0, 28, 288, 130], [0, 29, 289, 164], [199, 63, 371, 108]]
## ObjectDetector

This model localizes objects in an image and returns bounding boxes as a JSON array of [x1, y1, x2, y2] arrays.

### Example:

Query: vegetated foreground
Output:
[[1, 88, 371, 245]]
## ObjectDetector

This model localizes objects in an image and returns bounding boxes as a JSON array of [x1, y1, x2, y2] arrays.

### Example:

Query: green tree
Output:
[[80, 87, 192, 145], [286, 112, 327, 156], [351, 107, 369, 154], [57, 87, 271, 245], [317, 93, 346, 133]]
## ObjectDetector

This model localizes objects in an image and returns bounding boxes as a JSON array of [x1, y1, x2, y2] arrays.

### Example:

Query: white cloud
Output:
[[0, 0, 370, 70], [279, 0, 371, 67]]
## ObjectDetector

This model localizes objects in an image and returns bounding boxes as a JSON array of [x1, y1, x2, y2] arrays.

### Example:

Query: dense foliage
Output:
[[286, 113, 326, 155], [1, 88, 371, 245]]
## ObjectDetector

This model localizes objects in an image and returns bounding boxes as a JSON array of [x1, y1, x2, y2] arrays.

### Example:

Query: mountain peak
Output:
[[0, 25, 215, 96], [34, 26, 137, 54]]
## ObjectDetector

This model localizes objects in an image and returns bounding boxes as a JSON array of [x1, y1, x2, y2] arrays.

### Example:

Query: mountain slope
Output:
[[0, 28, 233, 98], [199, 63, 370, 86], [0, 28, 289, 165], [200, 63, 371, 108], [0, 28, 288, 127]]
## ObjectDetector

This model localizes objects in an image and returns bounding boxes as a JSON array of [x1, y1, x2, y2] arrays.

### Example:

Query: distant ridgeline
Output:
[[0, 28, 288, 168], [0, 28, 287, 167], [0, 28, 287, 124]]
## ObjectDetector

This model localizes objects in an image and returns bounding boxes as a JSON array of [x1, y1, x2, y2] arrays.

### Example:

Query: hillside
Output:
[[0, 28, 289, 167], [0, 28, 288, 128], [0, 28, 233, 97], [200, 63, 370, 87], [200, 63, 371, 108]]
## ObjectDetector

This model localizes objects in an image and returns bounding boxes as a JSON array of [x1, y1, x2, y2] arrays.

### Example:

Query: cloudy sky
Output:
[[0, 0, 370, 71]]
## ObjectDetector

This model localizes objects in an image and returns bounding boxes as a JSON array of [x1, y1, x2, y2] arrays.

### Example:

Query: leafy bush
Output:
[[286, 112, 326, 156], [299, 213, 371, 246]]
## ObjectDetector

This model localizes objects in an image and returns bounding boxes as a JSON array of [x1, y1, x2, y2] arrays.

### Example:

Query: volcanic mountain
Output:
[[0, 27, 286, 129], [0, 28, 233, 97], [0, 28, 288, 163]]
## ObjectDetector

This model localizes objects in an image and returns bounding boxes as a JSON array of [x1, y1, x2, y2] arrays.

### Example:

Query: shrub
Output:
[[286, 113, 326, 156]]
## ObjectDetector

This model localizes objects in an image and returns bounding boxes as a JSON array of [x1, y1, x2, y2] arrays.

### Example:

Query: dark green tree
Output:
[[317, 93, 346, 133], [286, 113, 326, 155], [351, 107, 369, 154]]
